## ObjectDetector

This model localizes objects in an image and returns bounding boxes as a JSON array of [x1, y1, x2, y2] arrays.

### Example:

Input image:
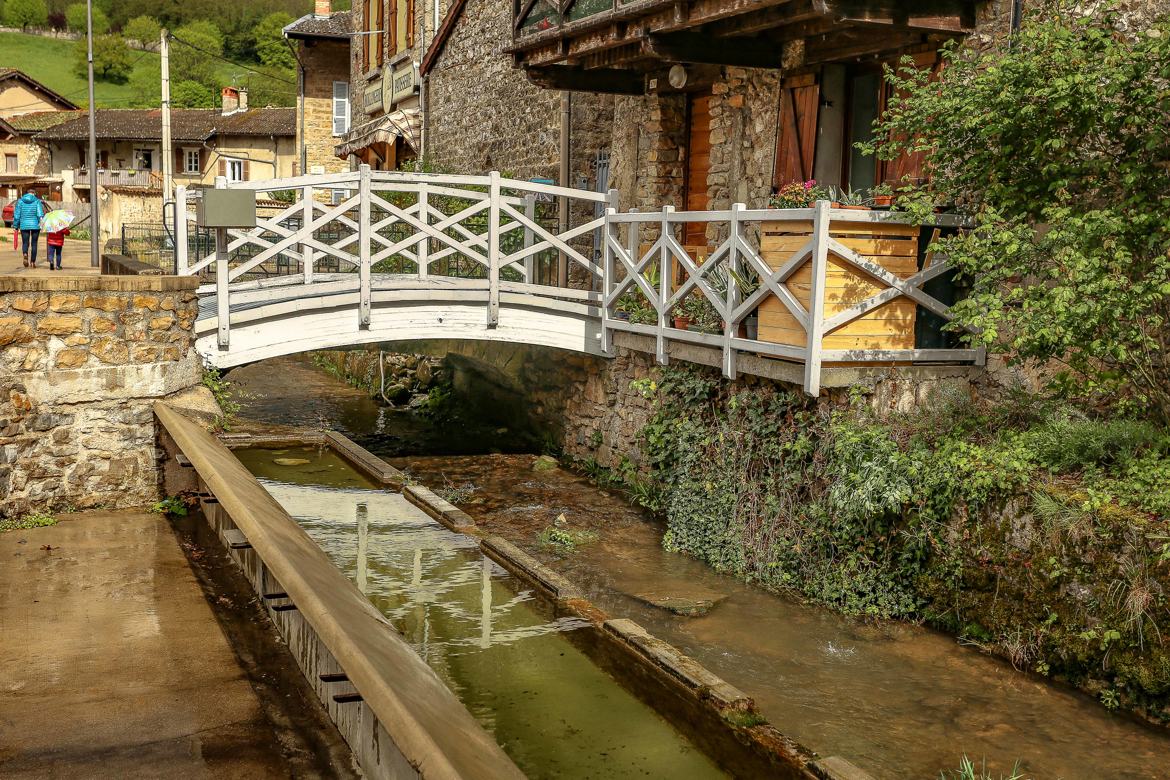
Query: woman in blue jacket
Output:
[[12, 191, 45, 268]]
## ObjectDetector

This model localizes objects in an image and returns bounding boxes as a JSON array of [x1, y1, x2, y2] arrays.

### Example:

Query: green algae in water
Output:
[[256, 478, 726, 780], [233, 447, 380, 490]]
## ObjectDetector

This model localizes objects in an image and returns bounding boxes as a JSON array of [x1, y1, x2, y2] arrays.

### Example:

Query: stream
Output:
[[230, 355, 1170, 779]]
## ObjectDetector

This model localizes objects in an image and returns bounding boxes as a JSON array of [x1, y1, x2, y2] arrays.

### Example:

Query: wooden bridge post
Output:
[[522, 194, 535, 283], [174, 184, 187, 275], [358, 165, 371, 328], [417, 187, 429, 280], [656, 205, 674, 365], [215, 176, 230, 349], [487, 171, 501, 328], [723, 202, 745, 380], [302, 185, 315, 285], [803, 200, 832, 396]]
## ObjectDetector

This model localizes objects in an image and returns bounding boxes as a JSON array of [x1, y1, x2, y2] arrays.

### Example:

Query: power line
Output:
[[167, 32, 297, 86]]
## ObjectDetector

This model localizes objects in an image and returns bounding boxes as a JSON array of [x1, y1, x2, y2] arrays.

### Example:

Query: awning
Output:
[[334, 107, 422, 159]]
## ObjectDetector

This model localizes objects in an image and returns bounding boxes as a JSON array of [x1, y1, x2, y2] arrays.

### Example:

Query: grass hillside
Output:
[[0, 32, 243, 109]]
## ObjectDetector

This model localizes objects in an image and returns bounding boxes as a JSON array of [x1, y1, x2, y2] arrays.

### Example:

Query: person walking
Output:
[[45, 226, 69, 270], [12, 191, 45, 268]]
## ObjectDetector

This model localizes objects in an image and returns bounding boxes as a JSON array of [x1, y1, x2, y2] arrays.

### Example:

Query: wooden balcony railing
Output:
[[74, 169, 162, 189]]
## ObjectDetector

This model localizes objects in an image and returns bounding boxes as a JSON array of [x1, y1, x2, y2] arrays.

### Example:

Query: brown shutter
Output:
[[218, 158, 226, 178], [175, 148, 184, 175], [406, 0, 414, 47], [387, 0, 395, 57], [774, 73, 820, 188], [242, 160, 250, 180], [880, 51, 941, 187]]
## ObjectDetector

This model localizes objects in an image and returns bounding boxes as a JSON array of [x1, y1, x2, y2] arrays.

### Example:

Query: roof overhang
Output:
[[510, 0, 977, 92]]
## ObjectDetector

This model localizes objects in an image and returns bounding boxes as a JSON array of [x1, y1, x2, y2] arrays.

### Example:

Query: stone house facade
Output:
[[0, 69, 78, 202], [285, 4, 355, 178]]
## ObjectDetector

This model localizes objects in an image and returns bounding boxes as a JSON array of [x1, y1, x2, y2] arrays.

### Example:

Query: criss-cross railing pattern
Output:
[[177, 166, 614, 350], [601, 201, 983, 395]]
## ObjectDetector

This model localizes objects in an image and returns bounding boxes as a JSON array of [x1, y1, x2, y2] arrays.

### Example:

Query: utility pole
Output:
[[85, 0, 99, 268], [161, 29, 173, 201]]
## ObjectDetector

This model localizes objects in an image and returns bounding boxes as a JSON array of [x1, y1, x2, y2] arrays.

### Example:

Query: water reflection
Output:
[[254, 476, 725, 780]]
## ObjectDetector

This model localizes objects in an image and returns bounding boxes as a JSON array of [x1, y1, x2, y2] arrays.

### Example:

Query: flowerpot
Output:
[[614, 311, 631, 321], [838, 205, 871, 211], [871, 195, 894, 208], [673, 316, 691, 330]]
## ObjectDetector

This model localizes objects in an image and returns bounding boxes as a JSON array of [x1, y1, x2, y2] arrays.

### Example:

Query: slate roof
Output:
[[284, 10, 353, 40], [35, 108, 296, 143]]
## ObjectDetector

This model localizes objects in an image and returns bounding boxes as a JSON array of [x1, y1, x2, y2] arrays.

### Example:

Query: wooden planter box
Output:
[[757, 217, 919, 362]]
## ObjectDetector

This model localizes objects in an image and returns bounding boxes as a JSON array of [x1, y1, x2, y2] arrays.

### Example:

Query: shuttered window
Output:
[[878, 51, 941, 187], [333, 82, 350, 136], [773, 73, 820, 189]]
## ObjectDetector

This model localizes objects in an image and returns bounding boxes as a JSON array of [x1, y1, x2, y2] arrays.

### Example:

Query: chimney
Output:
[[238, 88, 248, 112], [314, 0, 331, 18], [221, 87, 239, 115]]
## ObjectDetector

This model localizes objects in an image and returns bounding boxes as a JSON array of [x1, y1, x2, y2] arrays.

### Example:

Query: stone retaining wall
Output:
[[0, 275, 205, 515]]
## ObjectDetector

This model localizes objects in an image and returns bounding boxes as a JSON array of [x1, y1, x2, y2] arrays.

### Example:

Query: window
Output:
[[4, 154, 16, 173], [184, 149, 201, 174], [333, 82, 350, 136], [133, 148, 153, 170], [331, 188, 350, 205], [225, 158, 245, 182], [364, 0, 383, 70]]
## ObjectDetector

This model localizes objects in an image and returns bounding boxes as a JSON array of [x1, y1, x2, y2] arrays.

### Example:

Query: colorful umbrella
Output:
[[41, 209, 76, 233]]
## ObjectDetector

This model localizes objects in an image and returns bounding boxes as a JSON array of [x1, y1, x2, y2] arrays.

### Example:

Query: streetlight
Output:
[[85, 0, 99, 267]]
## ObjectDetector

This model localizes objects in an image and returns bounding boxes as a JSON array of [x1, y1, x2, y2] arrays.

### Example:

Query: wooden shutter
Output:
[[774, 73, 820, 188], [174, 148, 184, 175], [880, 51, 941, 186], [406, 0, 414, 47], [684, 91, 712, 247], [218, 158, 226, 178], [242, 160, 250, 181]]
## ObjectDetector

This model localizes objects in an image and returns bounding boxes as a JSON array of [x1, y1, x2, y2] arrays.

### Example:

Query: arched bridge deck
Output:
[[183, 169, 981, 392]]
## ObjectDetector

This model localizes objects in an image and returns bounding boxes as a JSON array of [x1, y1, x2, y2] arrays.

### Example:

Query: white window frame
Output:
[[225, 158, 245, 183], [183, 148, 201, 175], [332, 82, 350, 136], [330, 188, 350, 206]]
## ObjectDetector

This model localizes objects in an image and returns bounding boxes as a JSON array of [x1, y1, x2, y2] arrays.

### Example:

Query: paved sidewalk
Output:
[[0, 511, 294, 778], [0, 238, 97, 276]]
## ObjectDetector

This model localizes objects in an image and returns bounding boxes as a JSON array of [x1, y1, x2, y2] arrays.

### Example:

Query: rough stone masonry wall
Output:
[[302, 39, 352, 176], [0, 275, 203, 515]]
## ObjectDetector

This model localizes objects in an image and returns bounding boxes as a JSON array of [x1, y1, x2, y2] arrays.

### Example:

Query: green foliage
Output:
[[171, 19, 223, 97], [74, 34, 132, 84], [0, 511, 57, 532], [868, 3, 1170, 421], [609, 364, 1170, 716], [122, 15, 160, 46], [252, 12, 295, 71], [202, 365, 241, 431], [151, 495, 189, 517], [64, 2, 106, 32], [768, 179, 830, 209], [170, 79, 216, 108], [940, 756, 1027, 780], [3, 0, 47, 28], [537, 514, 598, 554]]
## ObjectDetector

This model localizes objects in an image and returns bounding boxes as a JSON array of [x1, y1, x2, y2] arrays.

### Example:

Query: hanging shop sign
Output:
[[384, 61, 419, 112]]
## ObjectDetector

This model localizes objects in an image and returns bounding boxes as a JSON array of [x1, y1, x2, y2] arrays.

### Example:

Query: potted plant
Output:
[[870, 184, 894, 209], [679, 293, 721, 334], [769, 180, 831, 210], [833, 186, 871, 210]]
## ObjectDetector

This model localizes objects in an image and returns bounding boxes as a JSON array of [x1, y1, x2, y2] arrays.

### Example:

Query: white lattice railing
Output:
[[601, 200, 983, 395]]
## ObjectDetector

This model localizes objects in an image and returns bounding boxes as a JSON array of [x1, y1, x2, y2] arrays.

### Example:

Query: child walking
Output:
[[46, 227, 69, 270]]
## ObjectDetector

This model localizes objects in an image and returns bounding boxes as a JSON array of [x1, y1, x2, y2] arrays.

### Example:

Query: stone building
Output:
[[0, 69, 78, 203], [284, 2, 355, 178]]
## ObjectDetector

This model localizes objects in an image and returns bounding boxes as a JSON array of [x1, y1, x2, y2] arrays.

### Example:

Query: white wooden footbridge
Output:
[[181, 167, 981, 395]]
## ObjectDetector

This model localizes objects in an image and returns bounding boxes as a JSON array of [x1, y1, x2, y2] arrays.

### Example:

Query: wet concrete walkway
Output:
[[0, 511, 309, 777]]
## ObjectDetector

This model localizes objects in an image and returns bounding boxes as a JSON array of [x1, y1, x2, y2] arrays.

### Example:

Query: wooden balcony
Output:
[[510, 0, 978, 93], [74, 168, 162, 190]]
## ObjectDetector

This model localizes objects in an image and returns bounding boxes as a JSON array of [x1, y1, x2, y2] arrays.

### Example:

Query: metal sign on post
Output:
[[196, 189, 257, 228]]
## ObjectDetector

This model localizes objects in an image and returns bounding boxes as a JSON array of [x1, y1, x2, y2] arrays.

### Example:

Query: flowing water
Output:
[[231, 356, 1170, 779], [234, 446, 725, 779]]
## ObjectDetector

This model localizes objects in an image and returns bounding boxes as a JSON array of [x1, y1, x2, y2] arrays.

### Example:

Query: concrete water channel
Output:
[[228, 355, 1170, 779]]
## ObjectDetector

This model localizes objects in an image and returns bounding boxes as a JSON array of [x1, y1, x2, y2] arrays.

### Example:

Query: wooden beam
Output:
[[644, 32, 783, 68], [812, 0, 975, 32], [525, 65, 646, 94]]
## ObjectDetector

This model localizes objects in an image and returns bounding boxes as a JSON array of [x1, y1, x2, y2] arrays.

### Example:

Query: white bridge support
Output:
[[180, 168, 982, 394]]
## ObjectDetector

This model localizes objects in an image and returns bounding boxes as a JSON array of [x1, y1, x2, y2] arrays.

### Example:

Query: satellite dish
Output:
[[668, 64, 688, 89]]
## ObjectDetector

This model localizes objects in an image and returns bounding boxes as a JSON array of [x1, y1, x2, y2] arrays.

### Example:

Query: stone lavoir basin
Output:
[[233, 446, 730, 780]]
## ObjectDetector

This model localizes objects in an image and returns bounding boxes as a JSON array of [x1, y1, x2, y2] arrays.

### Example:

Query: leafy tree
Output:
[[253, 11, 295, 71], [122, 15, 160, 47], [73, 33, 133, 83], [171, 79, 216, 108], [3, 0, 48, 28], [64, 2, 106, 33], [170, 19, 224, 96], [870, 1, 1170, 421]]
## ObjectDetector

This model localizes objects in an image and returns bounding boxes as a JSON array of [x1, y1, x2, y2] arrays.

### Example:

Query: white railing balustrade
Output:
[[177, 167, 982, 396]]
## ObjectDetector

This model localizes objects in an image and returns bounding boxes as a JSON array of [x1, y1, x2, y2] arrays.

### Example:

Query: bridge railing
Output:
[[177, 165, 614, 349], [601, 201, 983, 395]]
